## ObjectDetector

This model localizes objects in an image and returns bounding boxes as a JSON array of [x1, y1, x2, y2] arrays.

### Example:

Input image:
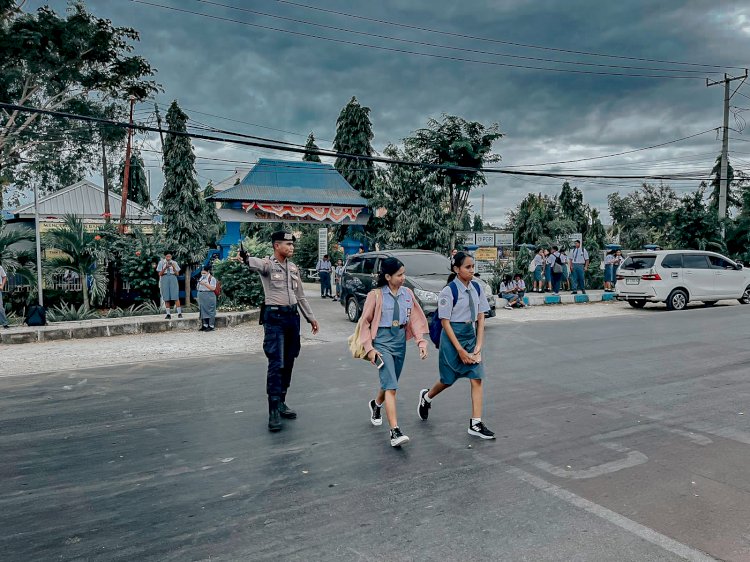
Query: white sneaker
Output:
[[390, 427, 409, 447], [369, 399, 383, 426]]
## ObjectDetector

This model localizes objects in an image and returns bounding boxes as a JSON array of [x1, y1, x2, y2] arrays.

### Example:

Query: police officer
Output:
[[240, 231, 320, 432], [568, 239, 589, 295]]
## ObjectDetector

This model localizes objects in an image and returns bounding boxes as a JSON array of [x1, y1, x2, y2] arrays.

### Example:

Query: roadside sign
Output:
[[318, 227, 328, 260], [474, 247, 498, 261]]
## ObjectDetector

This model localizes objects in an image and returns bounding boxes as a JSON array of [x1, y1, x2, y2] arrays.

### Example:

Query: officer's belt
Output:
[[266, 304, 298, 314]]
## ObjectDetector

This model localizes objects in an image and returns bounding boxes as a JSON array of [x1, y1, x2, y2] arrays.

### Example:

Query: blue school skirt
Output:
[[374, 326, 407, 390], [604, 264, 614, 283], [160, 275, 179, 301], [544, 264, 552, 281], [533, 265, 543, 281], [438, 322, 484, 385]]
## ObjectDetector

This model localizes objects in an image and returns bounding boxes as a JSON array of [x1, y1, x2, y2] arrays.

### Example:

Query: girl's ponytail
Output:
[[447, 252, 470, 284]]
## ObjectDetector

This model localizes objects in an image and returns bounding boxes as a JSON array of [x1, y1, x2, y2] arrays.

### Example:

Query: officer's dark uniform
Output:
[[243, 231, 317, 432]]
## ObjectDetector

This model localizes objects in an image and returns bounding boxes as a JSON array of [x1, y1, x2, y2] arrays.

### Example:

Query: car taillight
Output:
[[616, 275, 624, 280], [641, 272, 662, 280]]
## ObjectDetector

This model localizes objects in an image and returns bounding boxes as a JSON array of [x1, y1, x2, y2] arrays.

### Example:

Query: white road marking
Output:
[[507, 466, 718, 562], [519, 441, 648, 479]]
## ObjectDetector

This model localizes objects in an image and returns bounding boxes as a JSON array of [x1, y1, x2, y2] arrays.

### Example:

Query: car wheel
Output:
[[628, 299, 646, 309], [739, 285, 750, 305], [666, 289, 688, 311], [346, 297, 361, 322], [703, 301, 717, 307]]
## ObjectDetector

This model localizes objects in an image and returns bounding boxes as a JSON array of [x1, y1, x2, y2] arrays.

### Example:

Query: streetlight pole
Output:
[[33, 182, 43, 307], [119, 95, 136, 233]]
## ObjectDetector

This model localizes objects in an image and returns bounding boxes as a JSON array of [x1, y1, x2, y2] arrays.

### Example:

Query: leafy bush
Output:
[[47, 301, 101, 322], [105, 304, 152, 318]]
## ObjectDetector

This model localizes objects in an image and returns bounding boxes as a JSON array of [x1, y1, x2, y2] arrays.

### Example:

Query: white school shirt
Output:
[[532, 254, 544, 267], [437, 279, 490, 322], [604, 254, 615, 265], [514, 279, 526, 291], [499, 281, 513, 293], [570, 247, 589, 264], [198, 274, 217, 292], [156, 259, 180, 275]]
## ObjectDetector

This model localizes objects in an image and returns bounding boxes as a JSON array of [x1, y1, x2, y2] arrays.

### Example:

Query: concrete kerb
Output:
[[499, 290, 616, 308], [0, 310, 260, 345]]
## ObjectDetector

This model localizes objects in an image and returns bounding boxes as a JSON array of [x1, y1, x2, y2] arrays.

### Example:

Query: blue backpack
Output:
[[428, 280, 481, 348]]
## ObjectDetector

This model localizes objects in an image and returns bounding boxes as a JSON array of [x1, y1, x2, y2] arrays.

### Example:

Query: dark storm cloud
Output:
[[36, 0, 750, 224]]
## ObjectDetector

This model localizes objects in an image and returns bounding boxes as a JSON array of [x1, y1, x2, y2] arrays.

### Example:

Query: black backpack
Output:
[[25, 304, 47, 327]]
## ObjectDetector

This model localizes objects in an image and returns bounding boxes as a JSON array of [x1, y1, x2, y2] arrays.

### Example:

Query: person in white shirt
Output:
[[498, 275, 519, 309], [333, 259, 345, 302], [0, 263, 8, 328], [513, 273, 527, 307], [531, 249, 545, 292], [568, 240, 590, 295], [197, 264, 218, 331], [603, 250, 615, 292]]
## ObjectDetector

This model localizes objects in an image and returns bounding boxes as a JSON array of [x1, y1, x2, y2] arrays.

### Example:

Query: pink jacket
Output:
[[359, 287, 429, 354]]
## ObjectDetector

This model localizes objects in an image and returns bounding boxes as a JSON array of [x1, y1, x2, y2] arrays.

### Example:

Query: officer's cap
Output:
[[271, 231, 296, 243]]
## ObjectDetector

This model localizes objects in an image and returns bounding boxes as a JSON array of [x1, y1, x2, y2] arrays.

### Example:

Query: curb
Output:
[[0, 310, 260, 345], [498, 291, 618, 308]]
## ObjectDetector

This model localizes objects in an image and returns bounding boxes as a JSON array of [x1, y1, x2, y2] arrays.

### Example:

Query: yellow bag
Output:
[[348, 321, 368, 359], [348, 290, 378, 359]]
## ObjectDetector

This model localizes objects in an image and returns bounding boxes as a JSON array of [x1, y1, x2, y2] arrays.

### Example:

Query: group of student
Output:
[[528, 240, 592, 295], [357, 252, 495, 447], [497, 274, 528, 309]]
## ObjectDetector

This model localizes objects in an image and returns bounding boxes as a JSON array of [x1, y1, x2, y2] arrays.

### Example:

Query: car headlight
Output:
[[414, 288, 439, 304]]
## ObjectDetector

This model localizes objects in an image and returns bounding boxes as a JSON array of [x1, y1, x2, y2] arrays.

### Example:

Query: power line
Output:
[[2, 101, 717, 180], [271, 0, 745, 71], [505, 128, 718, 167], [128, 0, 711, 79], [190, 0, 719, 75]]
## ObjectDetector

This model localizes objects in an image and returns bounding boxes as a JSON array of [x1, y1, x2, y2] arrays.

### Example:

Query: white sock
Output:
[[165, 307, 171, 315], [471, 417, 481, 425], [176, 307, 182, 314], [375, 401, 383, 408], [423, 392, 433, 403]]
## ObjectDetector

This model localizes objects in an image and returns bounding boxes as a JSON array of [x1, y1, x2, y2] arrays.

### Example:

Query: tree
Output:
[[559, 181, 588, 237], [670, 186, 723, 251], [117, 148, 150, 207], [368, 144, 451, 251], [608, 183, 678, 248], [303, 132, 322, 163], [44, 214, 106, 309], [159, 101, 208, 305], [0, 223, 34, 285], [472, 213, 484, 232], [200, 180, 224, 247], [333, 97, 375, 197], [588, 208, 606, 249], [506, 193, 559, 246], [0, 2, 159, 207], [406, 114, 502, 249]]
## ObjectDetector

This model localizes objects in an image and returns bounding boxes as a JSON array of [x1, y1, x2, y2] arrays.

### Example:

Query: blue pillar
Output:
[[218, 221, 242, 259]]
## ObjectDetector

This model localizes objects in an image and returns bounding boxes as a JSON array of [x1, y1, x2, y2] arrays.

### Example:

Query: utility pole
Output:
[[154, 102, 165, 152], [481, 193, 485, 219], [33, 182, 43, 307], [707, 71, 748, 230], [101, 137, 110, 223], [119, 95, 136, 234]]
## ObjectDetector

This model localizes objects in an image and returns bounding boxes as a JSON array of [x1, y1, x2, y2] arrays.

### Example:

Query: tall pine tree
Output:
[[118, 148, 150, 208], [333, 97, 375, 198], [159, 101, 206, 305], [303, 133, 322, 163]]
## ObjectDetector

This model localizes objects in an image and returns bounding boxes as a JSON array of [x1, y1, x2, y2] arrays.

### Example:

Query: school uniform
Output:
[[0, 265, 8, 328], [569, 246, 589, 293], [604, 254, 615, 284], [334, 265, 345, 298], [437, 279, 490, 385], [316, 258, 333, 297], [372, 287, 413, 390], [532, 254, 544, 283], [499, 281, 517, 303], [514, 279, 526, 300], [543, 255, 552, 287], [156, 259, 180, 301], [549, 251, 564, 293], [197, 273, 217, 329]]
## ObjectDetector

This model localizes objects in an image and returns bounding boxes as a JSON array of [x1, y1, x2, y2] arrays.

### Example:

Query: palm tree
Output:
[[0, 225, 35, 286], [44, 214, 107, 309]]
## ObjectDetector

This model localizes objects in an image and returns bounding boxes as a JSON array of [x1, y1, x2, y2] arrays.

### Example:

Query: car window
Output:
[[397, 253, 451, 276], [661, 254, 682, 269], [708, 255, 734, 270], [345, 258, 362, 274], [683, 255, 710, 269], [362, 257, 377, 275], [621, 256, 656, 270]]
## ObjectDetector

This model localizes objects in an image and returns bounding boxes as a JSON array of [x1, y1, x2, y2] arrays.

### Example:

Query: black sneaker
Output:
[[177, 313, 183, 319], [417, 389, 431, 420], [389, 427, 409, 447], [369, 399, 382, 426], [165, 314, 171, 320], [278, 402, 297, 419], [468, 420, 496, 440]]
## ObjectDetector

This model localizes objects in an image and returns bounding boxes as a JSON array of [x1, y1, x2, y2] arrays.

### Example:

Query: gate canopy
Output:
[[211, 159, 370, 225]]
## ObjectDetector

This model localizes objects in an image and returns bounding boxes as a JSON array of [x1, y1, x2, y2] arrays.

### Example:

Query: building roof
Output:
[[13, 180, 153, 220], [212, 167, 251, 193], [210, 159, 368, 206]]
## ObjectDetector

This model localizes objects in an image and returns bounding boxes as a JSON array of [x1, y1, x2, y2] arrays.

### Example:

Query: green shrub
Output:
[[47, 301, 101, 322]]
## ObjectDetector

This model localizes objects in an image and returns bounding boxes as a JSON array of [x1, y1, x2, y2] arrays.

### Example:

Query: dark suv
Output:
[[339, 249, 496, 322]]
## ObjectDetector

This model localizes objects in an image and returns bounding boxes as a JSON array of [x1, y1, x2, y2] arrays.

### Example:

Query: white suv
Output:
[[615, 250, 750, 310]]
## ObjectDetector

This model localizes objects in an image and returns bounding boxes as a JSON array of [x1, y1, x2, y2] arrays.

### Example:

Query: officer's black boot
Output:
[[268, 397, 282, 432], [278, 394, 297, 420]]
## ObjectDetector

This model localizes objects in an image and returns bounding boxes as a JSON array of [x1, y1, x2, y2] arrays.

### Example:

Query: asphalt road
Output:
[[2, 298, 750, 561]]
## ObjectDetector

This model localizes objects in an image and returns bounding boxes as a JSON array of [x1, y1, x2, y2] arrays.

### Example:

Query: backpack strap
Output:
[[450, 281, 459, 306]]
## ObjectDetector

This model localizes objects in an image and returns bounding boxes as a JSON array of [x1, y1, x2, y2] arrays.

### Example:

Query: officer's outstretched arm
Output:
[[245, 256, 270, 275]]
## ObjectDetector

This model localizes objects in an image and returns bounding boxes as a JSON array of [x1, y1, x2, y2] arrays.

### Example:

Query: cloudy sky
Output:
[[30, 0, 750, 225]]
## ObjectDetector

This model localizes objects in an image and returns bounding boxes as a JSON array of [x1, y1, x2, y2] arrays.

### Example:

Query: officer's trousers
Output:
[[262, 308, 301, 402]]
